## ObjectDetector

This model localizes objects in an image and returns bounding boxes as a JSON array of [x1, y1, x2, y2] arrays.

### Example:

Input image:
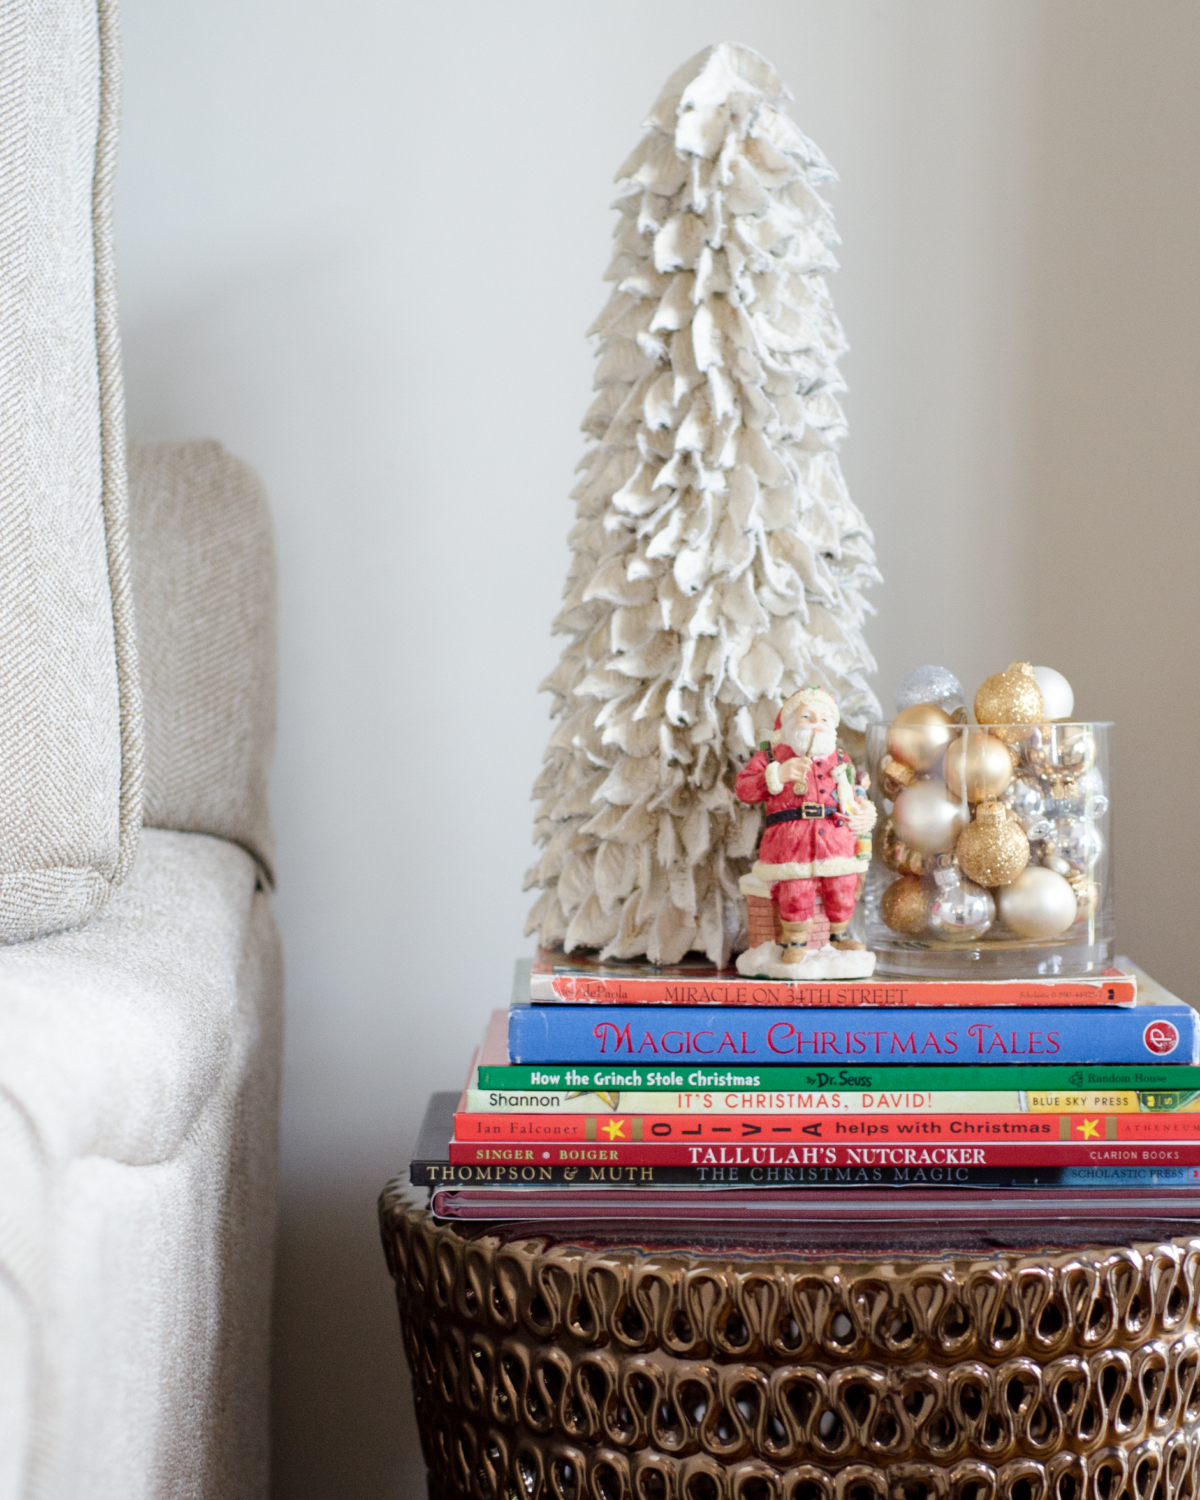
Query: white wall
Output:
[[115, 3, 1041, 1494]]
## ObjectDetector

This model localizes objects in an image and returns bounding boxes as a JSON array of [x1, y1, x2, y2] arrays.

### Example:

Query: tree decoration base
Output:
[[380, 1192, 1200, 1500], [735, 939, 877, 979]]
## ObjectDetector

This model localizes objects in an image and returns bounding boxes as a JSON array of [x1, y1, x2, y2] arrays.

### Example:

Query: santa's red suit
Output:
[[734, 744, 868, 923]]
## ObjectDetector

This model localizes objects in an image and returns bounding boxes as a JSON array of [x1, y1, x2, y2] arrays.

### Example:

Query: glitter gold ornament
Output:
[[885, 704, 955, 772], [891, 781, 969, 855], [942, 730, 1014, 803], [996, 865, 1078, 939], [880, 876, 930, 935], [955, 799, 1030, 886], [974, 662, 1045, 744]]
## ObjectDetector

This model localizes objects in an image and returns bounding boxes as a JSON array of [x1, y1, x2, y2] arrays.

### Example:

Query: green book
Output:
[[475, 1060, 1200, 1096]]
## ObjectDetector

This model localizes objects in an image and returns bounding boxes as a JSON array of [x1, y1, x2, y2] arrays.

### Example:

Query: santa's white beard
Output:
[[783, 724, 838, 759]]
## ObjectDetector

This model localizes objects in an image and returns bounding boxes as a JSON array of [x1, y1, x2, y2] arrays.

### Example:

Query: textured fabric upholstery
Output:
[[128, 440, 277, 883], [0, 829, 282, 1499], [0, 0, 143, 943], [0, 3, 283, 1492]]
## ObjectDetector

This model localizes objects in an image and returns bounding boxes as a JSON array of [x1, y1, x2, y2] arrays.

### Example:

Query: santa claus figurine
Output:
[[735, 686, 877, 967]]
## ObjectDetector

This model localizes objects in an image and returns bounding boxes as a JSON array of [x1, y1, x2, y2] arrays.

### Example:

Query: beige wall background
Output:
[[1026, 0, 1200, 1011], [113, 2, 1199, 1494]]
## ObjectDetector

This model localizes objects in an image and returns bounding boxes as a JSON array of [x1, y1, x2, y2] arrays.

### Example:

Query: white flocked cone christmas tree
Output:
[[525, 42, 881, 967]]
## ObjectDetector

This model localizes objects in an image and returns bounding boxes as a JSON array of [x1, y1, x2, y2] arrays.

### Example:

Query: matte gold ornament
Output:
[[974, 661, 1044, 744], [880, 815, 924, 875], [891, 781, 969, 854], [955, 799, 1030, 886], [880, 875, 930, 934], [943, 730, 1015, 803], [885, 703, 955, 771], [996, 864, 1078, 938]]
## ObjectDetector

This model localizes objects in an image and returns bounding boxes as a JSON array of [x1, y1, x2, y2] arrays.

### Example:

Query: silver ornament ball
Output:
[[928, 876, 995, 941], [895, 665, 965, 717], [1042, 815, 1104, 874], [1046, 782, 1109, 822], [1023, 724, 1096, 778], [1076, 767, 1110, 819], [1002, 774, 1048, 833]]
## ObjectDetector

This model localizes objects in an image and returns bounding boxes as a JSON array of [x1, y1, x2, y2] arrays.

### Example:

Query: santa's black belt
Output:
[[765, 804, 843, 826]]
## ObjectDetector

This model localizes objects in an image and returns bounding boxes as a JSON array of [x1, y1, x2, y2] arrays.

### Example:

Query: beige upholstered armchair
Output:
[[0, 3, 281, 1495]]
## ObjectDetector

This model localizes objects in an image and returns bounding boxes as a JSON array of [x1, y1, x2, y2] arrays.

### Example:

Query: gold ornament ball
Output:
[[885, 704, 955, 771], [955, 800, 1030, 886], [974, 662, 1045, 744], [892, 781, 969, 854], [996, 865, 1078, 939], [881, 876, 930, 935], [943, 731, 1015, 803]]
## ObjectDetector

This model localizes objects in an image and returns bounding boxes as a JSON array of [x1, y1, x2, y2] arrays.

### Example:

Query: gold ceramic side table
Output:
[[380, 1184, 1200, 1500]]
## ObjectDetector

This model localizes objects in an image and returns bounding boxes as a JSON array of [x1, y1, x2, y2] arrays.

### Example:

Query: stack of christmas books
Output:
[[410, 951, 1200, 1226]]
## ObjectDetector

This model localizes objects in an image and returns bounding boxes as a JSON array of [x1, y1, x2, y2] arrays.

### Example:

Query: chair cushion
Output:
[[0, 0, 143, 941], [128, 440, 276, 883], [0, 827, 281, 1499], [0, 829, 259, 1166]]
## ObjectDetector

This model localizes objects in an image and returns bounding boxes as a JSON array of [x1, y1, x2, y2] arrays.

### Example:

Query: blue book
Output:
[[507, 996, 1199, 1066]]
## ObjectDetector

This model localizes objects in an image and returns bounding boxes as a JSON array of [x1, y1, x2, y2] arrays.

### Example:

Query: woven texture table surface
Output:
[[381, 1183, 1200, 1500]]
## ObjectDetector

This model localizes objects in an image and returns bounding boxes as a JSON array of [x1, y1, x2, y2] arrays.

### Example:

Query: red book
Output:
[[528, 949, 1137, 1008], [453, 1110, 1200, 1143], [447, 1138, 1200, 1170]]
